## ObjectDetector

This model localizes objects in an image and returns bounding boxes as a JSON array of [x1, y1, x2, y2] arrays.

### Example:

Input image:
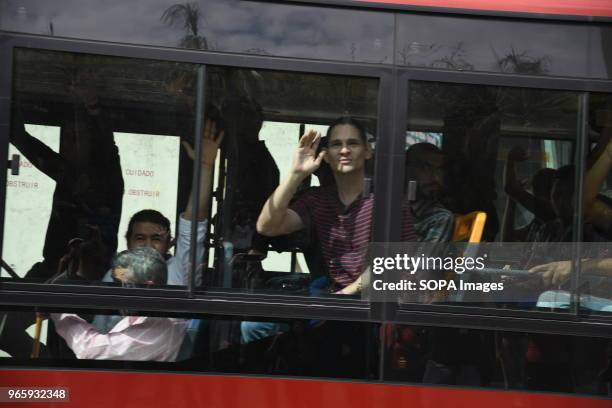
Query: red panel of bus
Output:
[[359, 0, 612, 17], [1, 369, 610, 408]]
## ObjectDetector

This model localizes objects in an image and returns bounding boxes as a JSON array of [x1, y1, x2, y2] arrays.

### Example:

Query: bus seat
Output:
[[386, 211, 488, 375], [446, 211, 487, 303], [453, 211, 487, 243]]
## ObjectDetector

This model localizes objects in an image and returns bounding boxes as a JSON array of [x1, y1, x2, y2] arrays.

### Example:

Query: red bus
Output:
[[0, 0, 611, 406]]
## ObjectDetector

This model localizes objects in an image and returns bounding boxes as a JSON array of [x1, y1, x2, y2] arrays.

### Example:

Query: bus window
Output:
[[578, 92, 612, 317], [1, 48, 202, 289], [0, 306, 379, 382], [381, 323, 611, 395], [399, 80, 589, 312], [200, 66, 381, 301]]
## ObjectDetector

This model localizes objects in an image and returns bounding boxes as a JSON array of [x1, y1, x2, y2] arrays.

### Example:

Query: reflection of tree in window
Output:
[[161, 2, 209, 50], [493, 48, 550, 75]]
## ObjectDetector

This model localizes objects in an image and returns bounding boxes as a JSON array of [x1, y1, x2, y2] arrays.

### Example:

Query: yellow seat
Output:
[[453, 211, 487, 243]]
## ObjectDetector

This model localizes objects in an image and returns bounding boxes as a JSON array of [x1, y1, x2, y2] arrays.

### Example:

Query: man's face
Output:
[[406, 152, 444, 200], [324, 124, 372, 175], [127, 222, 171, 255]]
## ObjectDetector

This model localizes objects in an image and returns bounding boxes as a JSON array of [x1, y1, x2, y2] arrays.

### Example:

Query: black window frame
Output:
[[0, 32, 393, 325], [0, 30, 611, 339], [384, 67, 612, 338]]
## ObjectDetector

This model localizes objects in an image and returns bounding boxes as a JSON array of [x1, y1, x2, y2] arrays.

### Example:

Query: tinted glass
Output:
[[381, 324, 611, 396], [0, 0, 394, 64], [589, 25, 612, 80], [2, 48, 200, 288], [396, 13, 593, 78], [0, 307, 378, 382], [199, 66, 380, 305], [390, 81, 586, 313], [579, 92, 612, 316]]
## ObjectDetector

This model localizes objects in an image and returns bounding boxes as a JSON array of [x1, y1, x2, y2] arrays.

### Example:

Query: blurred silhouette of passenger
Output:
[[1, 72, 124, 358], [221, 96, 280, 261], [11, 72, 123, 281], [502, 146, 556, 242]]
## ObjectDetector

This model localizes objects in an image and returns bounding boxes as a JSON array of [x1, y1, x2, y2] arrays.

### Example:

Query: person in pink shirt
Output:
[[51, 246, 188, 362]]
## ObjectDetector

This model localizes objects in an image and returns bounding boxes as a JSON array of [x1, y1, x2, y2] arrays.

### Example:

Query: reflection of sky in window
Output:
[[398, 15, 588, 75], [396, 13, 610, 78], [2, 1, 610, 77], [0, 0, 394, 64]]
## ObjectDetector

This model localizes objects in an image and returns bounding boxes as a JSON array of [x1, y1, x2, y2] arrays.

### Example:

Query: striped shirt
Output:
[[291, 186, 417, 289], [411, 199, 454, 243]]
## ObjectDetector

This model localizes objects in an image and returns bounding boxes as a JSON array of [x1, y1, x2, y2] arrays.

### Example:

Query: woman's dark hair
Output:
[[125, 209, 171, 241], [325, 116, 367, 144]]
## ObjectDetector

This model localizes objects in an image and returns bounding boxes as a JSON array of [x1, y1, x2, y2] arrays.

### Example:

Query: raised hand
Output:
[[291, 130, 326, 178], [182, 119, 225, 168]]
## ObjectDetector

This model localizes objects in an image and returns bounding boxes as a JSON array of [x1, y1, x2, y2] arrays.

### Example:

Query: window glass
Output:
[[381, 324, 611, 396], [396, 13, 594, 78], [588, 25, 612, 80], [579, 92, 612, 316], [0, 308, 378, 382], [387, 80, 587, 312], [0, 305, 609, 398], [2, 48, 200, 289], [199, 66, 380, 307], [0, 0, 394, 64]]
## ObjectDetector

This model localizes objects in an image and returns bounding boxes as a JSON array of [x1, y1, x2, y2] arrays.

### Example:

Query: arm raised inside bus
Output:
[[257, 130, 325, 236]]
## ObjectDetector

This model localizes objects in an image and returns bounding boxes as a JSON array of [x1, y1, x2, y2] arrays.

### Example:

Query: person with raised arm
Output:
[[257, 117, 417, 295]]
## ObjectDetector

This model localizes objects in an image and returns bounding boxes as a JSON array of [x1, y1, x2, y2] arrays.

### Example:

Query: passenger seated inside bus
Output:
[[502, 146, 556, 242], [257, 116, 417, 295], [524, 165, 575, 247], [33, 118, 221, 360], [240, 136, 334, 344], [88, 118, 222, 362], [516, 129, 612, 393], [241, 118, 416, 346], [525, 126, 612, 309], [50, 246, 189, 362], [405, 143, 454, 243], [94, 117, 221, 288], [388, 142, 459, 384]]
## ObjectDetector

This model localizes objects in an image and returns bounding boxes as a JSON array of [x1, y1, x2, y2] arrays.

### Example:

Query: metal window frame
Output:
[[384, 67, 612, 337], [0, 32, 393, 324], [0, 32, 611, 338]]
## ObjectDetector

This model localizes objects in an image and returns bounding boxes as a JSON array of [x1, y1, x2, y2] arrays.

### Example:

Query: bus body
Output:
[[0, 0, 611, 406]]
